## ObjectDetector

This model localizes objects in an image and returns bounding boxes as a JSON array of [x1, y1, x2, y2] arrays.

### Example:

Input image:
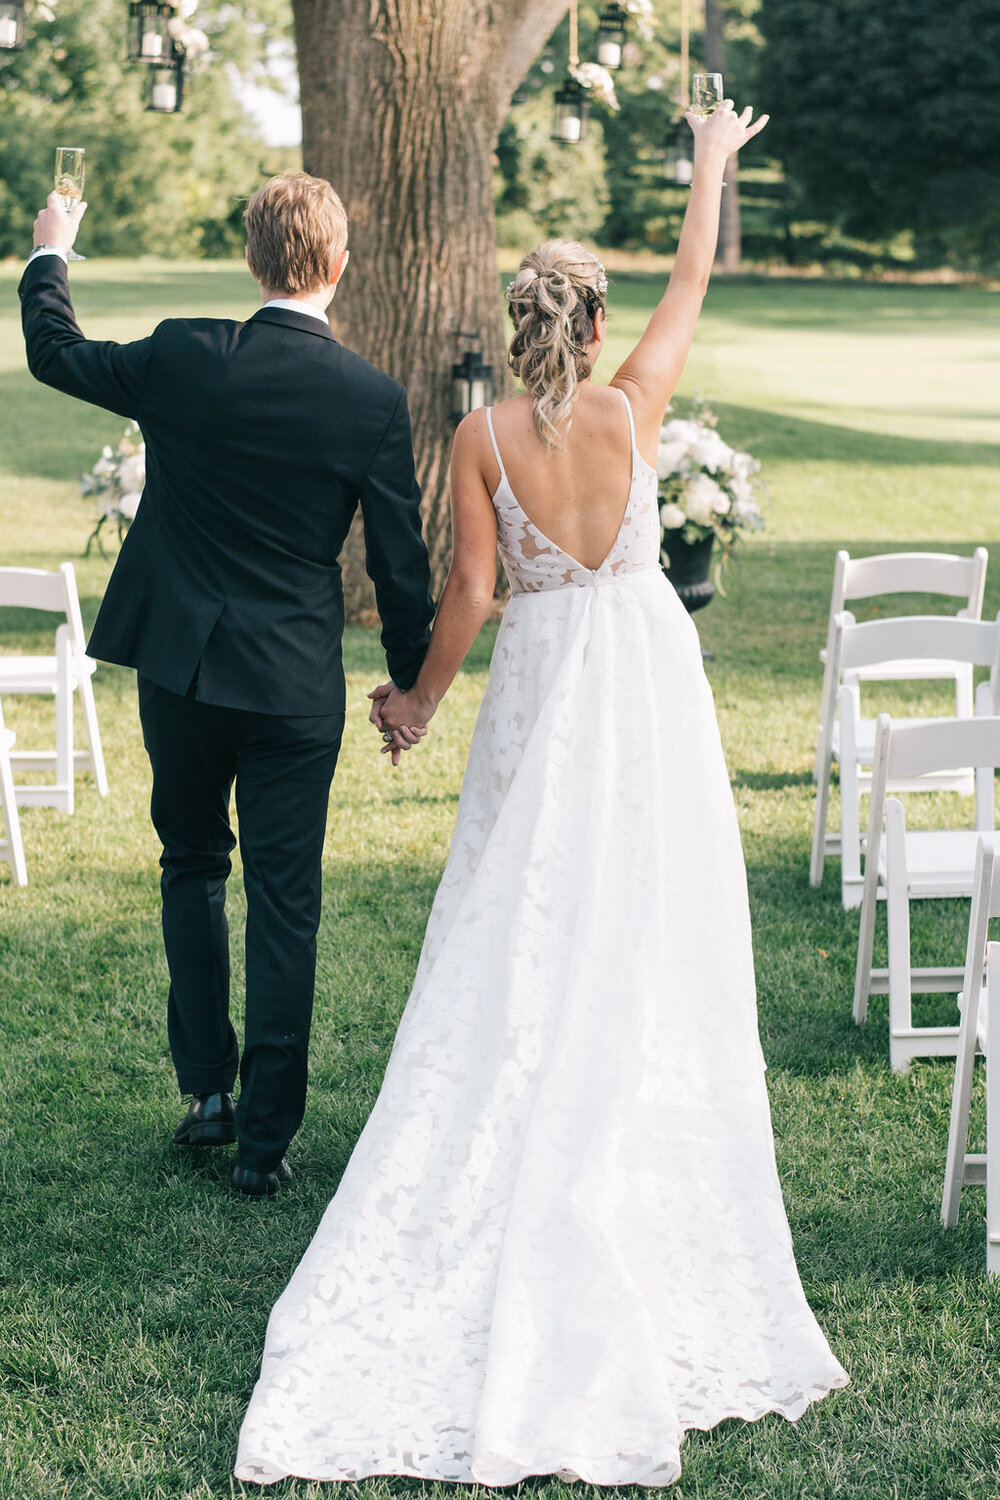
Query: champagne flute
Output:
[[54, 146, 86, 262], [690, 74, 728, 185], [691, 72, 724, 118]]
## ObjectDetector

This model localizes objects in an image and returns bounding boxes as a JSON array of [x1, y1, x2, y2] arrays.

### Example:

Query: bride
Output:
[[235, 99, 847, 1488]]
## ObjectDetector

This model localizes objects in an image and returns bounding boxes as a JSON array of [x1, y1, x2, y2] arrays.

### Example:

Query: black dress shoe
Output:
[[231, 1159, 294, 1199], [173, 1091, 237, 1147]]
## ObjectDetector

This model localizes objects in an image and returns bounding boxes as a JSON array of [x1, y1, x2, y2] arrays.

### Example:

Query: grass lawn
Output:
[[2, 258, 1000, 1500]]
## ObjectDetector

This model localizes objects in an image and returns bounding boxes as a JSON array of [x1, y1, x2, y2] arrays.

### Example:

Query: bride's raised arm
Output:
[[611, 102, 768, 455]]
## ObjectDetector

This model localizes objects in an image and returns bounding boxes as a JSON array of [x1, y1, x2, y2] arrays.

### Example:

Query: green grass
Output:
[[2, 259, 1000, 1499]]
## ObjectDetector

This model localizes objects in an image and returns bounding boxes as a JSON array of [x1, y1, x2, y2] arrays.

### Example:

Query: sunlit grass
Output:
[[2, 261, 1000, 1499]]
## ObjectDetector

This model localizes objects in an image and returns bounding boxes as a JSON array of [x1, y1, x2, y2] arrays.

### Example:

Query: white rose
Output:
[[690, 429, 731, 473], [729, 449, 758, 480], [732, 497, 763, 527], [659, 502, 686, 530], [118, 492, 142, 521], [684, 473, 729, 525], [656, 440, 689, 479], [118, 453, 145, 493], [176, 0, 198, 16], [661, 418, 698, 447]]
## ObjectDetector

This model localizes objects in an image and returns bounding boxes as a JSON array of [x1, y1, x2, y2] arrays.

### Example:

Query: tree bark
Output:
[[291, 0, 570, 616], [703, 0, 740, 272]]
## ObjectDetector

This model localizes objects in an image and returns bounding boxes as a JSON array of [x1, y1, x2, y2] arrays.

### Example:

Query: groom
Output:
[[20, 172, 435, 1197]]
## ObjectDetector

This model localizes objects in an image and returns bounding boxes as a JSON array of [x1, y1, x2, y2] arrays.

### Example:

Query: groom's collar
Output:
[[249, 302, 338, 342]]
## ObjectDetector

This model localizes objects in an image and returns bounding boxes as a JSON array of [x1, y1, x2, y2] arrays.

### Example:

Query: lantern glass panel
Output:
[[552, 82, 587, 144], [596, 5, 627, 70], [147, 56, 183, 113], [0, 0, 26, 50], [666, 122, 694, 186]]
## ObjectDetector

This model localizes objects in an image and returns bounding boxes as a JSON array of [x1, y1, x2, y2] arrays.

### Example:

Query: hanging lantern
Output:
[[665, 119, 694, 186], [146, 47, 184, 112], [551, 76, 588, 144], [595, 3, 628, 70], [450, 346, 495, 422], [0, 0, 26, 50], [128, 0, 173, 62]]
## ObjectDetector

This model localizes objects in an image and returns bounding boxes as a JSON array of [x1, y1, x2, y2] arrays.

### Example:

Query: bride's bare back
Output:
[[484, 385, 635, 573]]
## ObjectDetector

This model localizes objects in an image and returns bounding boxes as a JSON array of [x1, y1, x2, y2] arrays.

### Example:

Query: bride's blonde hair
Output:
[[506, 240, 608, 451]]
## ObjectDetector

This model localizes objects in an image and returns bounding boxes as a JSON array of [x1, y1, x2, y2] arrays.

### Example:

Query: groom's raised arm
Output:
[[19, 253, 154, 421], [359, 387, 435, 690]]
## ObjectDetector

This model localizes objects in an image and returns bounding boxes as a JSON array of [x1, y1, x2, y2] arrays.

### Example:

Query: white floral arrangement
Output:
[[623, 0, 656, 44], [570, 62, 620, 112], [657, 399, 765, 566], [81, 421, 145, 554], [166, 0, 209, 59]]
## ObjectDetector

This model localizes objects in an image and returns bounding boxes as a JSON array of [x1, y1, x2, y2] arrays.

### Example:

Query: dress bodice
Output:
[[485, 389, 660, 596]]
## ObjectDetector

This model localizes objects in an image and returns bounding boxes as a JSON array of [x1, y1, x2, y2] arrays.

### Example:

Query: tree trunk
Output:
[[290, 0, 570, 616], [703, 0, 740, 272]]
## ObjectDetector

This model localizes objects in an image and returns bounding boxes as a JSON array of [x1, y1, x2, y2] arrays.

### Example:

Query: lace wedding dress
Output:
[[235, 389, 848, 1488]]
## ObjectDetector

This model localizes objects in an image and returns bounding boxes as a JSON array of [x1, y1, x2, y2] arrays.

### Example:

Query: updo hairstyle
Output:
[[506, 240, 608, 451]]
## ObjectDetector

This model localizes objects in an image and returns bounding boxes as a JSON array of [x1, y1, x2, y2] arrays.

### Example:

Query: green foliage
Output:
[[758, 0, 1000, 271], [495, 94, 609, 247], [4, 262, 1000, 1496], [0, 0, 294, 258]]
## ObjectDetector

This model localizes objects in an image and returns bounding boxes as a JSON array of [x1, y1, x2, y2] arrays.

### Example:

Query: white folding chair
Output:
[[941, 838, 1000, 1274], [0, 699, 28, 886], [0, 563, 108, 814], [812, 613, 1000, 908], [817, 546, 987, 704], [853, 710, 1000, 1072]]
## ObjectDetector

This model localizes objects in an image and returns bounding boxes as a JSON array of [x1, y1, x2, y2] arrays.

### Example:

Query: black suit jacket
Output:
[[19, 255, 434, 715]]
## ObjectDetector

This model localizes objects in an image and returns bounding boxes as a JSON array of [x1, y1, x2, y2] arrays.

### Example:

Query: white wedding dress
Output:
[[235, 389, 848, 1488]]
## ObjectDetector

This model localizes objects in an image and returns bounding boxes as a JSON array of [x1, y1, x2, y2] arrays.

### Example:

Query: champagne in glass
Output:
[[54, 146, 86, 261], [691, 72, 724, 118]]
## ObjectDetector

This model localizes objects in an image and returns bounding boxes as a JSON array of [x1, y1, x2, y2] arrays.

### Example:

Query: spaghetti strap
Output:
[[484, 407, 507, 482], [616, 386, 638, 451]]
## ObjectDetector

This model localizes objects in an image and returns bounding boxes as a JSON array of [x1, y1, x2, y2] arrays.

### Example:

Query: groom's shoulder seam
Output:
[[333, 342, 406, 400]]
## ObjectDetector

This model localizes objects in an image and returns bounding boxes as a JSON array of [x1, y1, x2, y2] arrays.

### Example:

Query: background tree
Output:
[[290, 0, 575, 613], [758, 0, 1000, 271]]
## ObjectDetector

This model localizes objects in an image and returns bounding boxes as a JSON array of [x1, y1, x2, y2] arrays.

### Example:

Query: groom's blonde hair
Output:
[[244, 171, 349, 295]]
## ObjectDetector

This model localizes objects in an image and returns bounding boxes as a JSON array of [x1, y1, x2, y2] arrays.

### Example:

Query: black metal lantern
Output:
[[665, 119, 693, 186], [450, 345, 494, 422], [551, 76, 588, 144], [0, 0, 26, 50], [146, 47, 184, 112], [595, 3, 628, 70], [128, 0, 173, 63]]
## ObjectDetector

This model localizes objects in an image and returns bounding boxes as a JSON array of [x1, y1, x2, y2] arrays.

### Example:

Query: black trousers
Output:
[[138, 675, 344, 1172]]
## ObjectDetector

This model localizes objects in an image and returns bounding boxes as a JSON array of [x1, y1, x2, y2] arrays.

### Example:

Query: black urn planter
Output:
[[661, 532, 715, 614]]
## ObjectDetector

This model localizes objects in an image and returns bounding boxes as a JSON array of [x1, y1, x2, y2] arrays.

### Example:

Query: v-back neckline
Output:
[[493, 468, 638, 577], [486, 390, 648, 576]]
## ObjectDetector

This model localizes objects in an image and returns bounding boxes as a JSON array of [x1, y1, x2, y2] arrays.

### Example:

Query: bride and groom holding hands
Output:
[[19, 96, 847, 1488]]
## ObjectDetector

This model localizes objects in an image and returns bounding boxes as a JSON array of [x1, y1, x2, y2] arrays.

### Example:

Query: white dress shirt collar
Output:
[[260, 298, 330, 325]]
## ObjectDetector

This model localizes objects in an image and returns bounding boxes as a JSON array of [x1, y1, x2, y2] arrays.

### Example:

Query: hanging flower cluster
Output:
[[570, 61, 619, 111], [622, 0, 656, 44], [657, 399, 765, 564], [166, 0, 208, 60]]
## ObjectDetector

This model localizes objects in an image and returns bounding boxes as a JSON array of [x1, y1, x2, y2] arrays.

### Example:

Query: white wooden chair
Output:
[[0, 564, 108, 814], [853, 709, 1000, 1072], [817, 546, 987, 705], [0, 699, 28, 886], [940, 838, 1000, 1275], [812, 612, 1000, 908]]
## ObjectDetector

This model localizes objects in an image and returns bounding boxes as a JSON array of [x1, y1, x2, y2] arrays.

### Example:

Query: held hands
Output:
[[33, 191, 87, 254], [367, 681, 434, 768], [685, 102, 769, 167]]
